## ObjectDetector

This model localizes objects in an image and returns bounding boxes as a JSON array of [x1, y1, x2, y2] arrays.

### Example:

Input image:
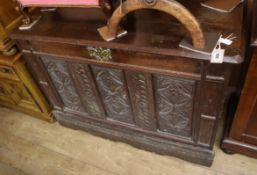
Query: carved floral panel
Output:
[[92, 65, 134, 124], [41, 57, 86, 113], [154, 74, 195, 137]]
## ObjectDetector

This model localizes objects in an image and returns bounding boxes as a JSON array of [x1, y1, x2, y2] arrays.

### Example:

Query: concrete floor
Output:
[[0, 107, 257, 175]]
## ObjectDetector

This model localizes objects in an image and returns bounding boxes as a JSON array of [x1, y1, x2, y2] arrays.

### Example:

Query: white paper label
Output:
[[211, 44, 225, 63], [219, 38, 233, 45]]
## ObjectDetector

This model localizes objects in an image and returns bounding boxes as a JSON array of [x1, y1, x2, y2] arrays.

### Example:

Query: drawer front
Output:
[[0, 65, 19, 81]]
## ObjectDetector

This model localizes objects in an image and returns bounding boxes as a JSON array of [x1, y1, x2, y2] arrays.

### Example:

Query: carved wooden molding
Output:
[[98, 0, 205, 48]]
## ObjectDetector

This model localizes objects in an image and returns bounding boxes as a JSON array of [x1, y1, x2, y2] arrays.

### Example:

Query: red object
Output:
[[19, 0, 99, 7]]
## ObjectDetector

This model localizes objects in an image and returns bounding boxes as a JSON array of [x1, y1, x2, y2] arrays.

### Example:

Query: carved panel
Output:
[[41, 57, 85, 113], [154, 75, 195, 137], [92, 65, 134, 124], [126, 71, 157, 130], [69, 63, 105, 119]]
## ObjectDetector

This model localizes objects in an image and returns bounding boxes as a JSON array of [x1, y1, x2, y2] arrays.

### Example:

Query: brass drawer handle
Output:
[[87, 46, 112, 61]]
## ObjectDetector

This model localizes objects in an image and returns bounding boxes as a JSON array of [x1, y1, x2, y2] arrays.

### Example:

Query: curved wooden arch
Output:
[[98, 0, 205, 48]]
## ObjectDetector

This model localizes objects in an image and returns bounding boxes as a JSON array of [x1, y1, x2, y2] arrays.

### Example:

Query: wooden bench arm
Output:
[[98, 0, 205, 49]]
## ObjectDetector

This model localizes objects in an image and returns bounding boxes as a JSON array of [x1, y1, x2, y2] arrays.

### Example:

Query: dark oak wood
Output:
[[12, 1, 245, 166], [221, 0, 257, 158]]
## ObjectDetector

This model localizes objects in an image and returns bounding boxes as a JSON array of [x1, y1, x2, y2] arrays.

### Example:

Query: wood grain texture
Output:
[[221, 0, 257, 158], [0, 54, 53, 122], [0, 0, 22, 55], [11, 2, 244, 64], [98, 0, 205, 48], [4, 108, 257, 175]]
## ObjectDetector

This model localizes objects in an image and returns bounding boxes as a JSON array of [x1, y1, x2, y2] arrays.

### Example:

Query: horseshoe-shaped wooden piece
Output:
[[98, 0, 205, 49]]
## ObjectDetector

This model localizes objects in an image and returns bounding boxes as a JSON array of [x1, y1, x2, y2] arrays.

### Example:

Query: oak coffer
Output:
[[11, 1, 245, 166]]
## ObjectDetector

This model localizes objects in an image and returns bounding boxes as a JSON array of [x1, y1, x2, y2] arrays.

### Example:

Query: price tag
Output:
[[211, 43, 225, 63]]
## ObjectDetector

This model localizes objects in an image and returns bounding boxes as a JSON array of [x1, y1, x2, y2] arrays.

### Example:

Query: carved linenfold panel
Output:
[[126, 71, 157, 130], [69, 63, 105, 118], [154, 75, 195, 137], [41, 57, 85, 113], [92, 66, 134, 124]]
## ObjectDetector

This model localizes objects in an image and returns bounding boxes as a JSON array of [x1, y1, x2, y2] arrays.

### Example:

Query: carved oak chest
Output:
[[12, 2, 245, 166]]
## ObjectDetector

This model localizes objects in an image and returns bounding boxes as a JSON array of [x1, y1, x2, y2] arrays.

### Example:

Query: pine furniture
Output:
[[0, 0, 22, 55], [0, 53, 54, 122]]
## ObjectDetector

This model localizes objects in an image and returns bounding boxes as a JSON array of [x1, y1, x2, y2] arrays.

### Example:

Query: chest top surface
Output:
[[11, 0, 245, 64]]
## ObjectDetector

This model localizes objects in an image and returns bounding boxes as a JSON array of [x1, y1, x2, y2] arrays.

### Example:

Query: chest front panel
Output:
[[38, 55, 204, 143]]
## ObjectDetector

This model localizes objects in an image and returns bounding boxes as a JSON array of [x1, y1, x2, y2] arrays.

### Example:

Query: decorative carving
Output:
[[154, 75, 195, 137], [41, 57, 85, 112], [70, 63, 105, 118], [87, 46, 112, 61], [126, 72, 156, 130], [92, 66, 134, 124]]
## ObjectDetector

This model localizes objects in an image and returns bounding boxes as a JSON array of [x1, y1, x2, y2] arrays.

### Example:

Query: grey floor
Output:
[[0, 107, 257, 175]]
